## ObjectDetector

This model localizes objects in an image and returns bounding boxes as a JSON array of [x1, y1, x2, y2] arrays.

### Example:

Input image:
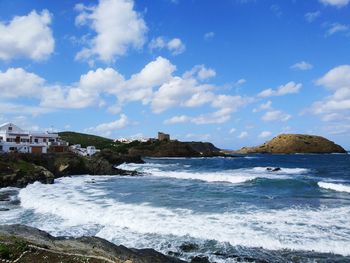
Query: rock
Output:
[[0, 152, 142, 188], [266, 167, 281, 172], [191, 256, 211, 263], [235, 134, 347, 154], [180, 242, 199, 252], [0, 224, 186, 263]]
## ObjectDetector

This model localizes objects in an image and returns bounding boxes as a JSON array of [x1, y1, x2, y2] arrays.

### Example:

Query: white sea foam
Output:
[[318, 182, 350, 193], [118, 163, 309, 184], [15, 177, 350, 256]]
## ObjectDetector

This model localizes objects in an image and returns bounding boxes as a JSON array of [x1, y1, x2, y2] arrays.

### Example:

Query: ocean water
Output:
[[1, 154, 350, 262]]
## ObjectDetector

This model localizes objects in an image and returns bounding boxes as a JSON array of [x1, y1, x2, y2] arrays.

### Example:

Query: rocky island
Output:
[[235, 134, 347, 154]]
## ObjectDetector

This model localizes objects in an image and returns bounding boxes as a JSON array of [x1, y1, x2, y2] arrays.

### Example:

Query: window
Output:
[[6, 138, 10, 142], [8, 127, 12, 131], [34, 139, 38, 143], [0, 146, 2, 151]]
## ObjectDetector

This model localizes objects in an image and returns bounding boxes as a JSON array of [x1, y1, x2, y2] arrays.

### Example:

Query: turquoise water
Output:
[[1, 154, 350, 262]]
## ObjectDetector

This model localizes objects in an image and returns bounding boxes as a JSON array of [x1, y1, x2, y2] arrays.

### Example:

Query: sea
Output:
[[1, 154, 350, 262]]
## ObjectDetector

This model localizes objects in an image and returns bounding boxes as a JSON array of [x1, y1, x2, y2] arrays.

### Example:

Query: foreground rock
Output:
[[235, 134, 347, 154], [0, 224, 185, 263], [0, 151, 144, 188]]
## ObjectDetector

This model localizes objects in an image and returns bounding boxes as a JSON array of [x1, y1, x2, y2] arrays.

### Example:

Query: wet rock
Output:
[[266, 167, 281, 172], [180, 242, 199, 252], [191, 256, 211, 263], [0, 224, 186, 263]]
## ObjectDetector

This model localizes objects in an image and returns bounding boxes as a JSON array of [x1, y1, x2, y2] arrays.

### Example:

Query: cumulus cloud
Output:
[[85, 114, 129, 136], [0, 68, 45, 98], [319, 0, 350, 7], [261, 110, 291, 122], [75, 0, 147, 63], [1, 56, 250, 126], [290, 61, 313, 71], [258, 81, 302, 97], [0, 10, 54, 61], [259, 131, 272, 138], [149, 36, 186, 55], [310, 65, 350, 121], [253, 100, 272, 112], [305, 11, 321, 23]]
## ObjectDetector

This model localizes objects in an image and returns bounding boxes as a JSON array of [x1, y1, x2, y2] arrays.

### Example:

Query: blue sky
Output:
[[0, 0, 349, 149]]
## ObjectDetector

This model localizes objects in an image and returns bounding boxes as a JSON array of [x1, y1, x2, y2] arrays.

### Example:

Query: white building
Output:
[[70, 144, 100, 156], [0, 123, 62, 154]]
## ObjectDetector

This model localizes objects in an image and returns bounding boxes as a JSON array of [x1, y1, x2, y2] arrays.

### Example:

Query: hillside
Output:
[[59, 131, 223, 157], [235, 134, 347, 154]]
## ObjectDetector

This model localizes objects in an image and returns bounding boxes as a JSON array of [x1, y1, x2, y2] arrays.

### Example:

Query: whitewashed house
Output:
[[0, 123, 63, 154], [70, 144, 100, 156]]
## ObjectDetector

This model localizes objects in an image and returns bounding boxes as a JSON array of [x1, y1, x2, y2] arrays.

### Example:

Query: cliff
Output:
[[0, 151, 144, 188], [0, 224, 185, 263], [59, 131, 224, 157], [235, 134, 347, 154], [128, 140, 223, 157]]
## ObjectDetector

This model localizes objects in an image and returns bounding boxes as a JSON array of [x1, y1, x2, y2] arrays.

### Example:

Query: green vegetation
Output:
[[59, 131, 116, 149], [0, 243, 10, 259], [59, 131, 143, 153]]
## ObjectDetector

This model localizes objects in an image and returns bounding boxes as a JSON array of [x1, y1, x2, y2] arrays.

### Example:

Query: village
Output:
[[0, 122, 171, 156]]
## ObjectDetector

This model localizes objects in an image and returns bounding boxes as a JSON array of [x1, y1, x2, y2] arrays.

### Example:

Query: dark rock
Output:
[[0, 208, 9, 211], [0, 224, 186, 263], [180, 242, 199, 252], [0, 152, 143, 188], [266, 167, 281, 172], [191, 256, 211, 263]]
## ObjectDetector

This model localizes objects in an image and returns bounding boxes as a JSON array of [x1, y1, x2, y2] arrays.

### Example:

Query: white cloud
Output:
[[149, 37, 185, 55], [204, 32, 215, 40], [305, 11, 321, 23], [183, 65, 216, 81], [310, 65, 350, 121], [164, 115, 190, 124], [262, 110, 291, 122], [258, 81, 302, 97], [238, 131, 248, 139], [75, 0, 147, 63], [85, 114, 129, 136], [233, 78, 246, 87], [319, 0, 350, 8], [0, 68, 45, 98], [41, 56, 175, 109], [253, 100, 272, 112], [316, 65, 350, 90], [325, 23, 349, 36], [0, 102, 52, 116], [229, 128, 236, 134], [290, 61, 313, 71], [259, 131, 272, 138], [0, 10, 54, 61]]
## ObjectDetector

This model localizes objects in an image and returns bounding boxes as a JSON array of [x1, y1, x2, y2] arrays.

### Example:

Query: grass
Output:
[[0, 243, 10, 259]]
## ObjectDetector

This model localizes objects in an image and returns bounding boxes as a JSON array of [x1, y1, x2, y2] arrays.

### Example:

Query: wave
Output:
[[118, 163, 309, 184], [318, 182, 350, 193], [14, 177, 350, 256]]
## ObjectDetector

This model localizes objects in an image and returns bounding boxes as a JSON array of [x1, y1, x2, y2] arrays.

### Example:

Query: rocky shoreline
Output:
[[0, 224, 185, 263], [0, 150, 144, 188]]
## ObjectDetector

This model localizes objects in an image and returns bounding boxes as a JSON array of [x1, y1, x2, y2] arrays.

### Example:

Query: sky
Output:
[[0, 0, 349, 149]]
